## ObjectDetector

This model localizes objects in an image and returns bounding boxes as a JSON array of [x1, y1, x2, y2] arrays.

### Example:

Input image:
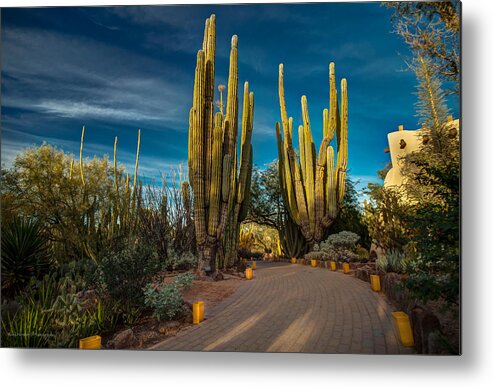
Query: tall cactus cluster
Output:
[[188, 15, 254, 275], [276, 62, 348, 248], [76, 126, 142, 261]]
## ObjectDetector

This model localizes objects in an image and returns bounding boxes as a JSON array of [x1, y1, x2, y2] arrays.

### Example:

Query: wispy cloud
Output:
[[2, 27, 191, 129]]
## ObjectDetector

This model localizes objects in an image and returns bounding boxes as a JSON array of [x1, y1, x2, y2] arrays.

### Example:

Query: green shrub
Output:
[[144, 283, 184, 322], [166, 249, 197, 271], [304, 251, 329, 261], [175, 272, 194, 290], [322, 231, 360, 251], [356, 246, 370, 260], [97, 243, 160, 312], [319, 231, 360, 262], [1, 216, 52, 296]]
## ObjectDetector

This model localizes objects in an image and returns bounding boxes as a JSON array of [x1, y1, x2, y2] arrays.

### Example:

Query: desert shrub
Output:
[[165, 249, 197, 271], [356, 246, 370, 260], [96, 243, 160, 315], [364, 185, 410, 252], [376, 250, 409, 274], [322, 231, 360, 250], [1, 216, 53, 296], [319, 231, 360, 262], [175, 272, 194, 290], [143, 283, 184, 322], [304, 251, 329, 261]]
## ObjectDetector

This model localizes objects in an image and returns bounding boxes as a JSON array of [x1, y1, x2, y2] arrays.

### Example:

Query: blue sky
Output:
[[1, 3, 459, 191]]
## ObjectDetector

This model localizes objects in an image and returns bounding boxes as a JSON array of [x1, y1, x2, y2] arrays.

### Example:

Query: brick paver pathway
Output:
[[152, 261, 414, 354]]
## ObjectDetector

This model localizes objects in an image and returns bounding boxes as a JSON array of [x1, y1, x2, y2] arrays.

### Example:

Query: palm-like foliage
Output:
[[1, 216, 52, 296]]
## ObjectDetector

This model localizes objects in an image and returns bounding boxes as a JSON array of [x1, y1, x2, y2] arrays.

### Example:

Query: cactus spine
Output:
[[276, 62, 348, 247], [188, 15, 254, 275]]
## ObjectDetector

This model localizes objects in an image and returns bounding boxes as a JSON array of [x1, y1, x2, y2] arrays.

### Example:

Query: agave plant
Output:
[[1, 299, 54, 348], [1, 216, 52, 296], [376, 249, 409, 274]]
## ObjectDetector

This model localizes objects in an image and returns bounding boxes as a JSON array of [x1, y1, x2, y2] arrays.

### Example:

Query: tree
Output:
[[247, 162, 283, 231], [400, 51, 459, 306], [402, 150, 459, 305], [365, 4, 460, 308], [1, 140, 143, 264], [329, 175, 371, 249], [387, 0, 460, 94], [2, 144, 115, 263]]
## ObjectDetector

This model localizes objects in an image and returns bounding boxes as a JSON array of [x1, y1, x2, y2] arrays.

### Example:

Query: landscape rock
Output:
[[109, 329, 137, 349], [181, 305, 193, 323], [212, 271, 224, 281], [355, 265, 372, 283], [138, 331, 161, 347], [158, 320, 181, 336]]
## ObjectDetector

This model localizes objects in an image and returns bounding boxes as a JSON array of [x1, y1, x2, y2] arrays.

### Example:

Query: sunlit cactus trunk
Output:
[[188, 15, 254, 277], [276, 62, 348, 249]]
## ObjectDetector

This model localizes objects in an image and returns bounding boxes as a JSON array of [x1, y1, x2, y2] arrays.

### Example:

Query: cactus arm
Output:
[[69, 159, 74, 180], [225, 35, 239, 156], [208, 112, 224, 236], [277, 124, 299, 223], [237, 84, 254, 205], [191, 50, 207, 246], [238, 148, 253, 222], [79, 125, 85, 186], [336, 78, 348, 205], [289, 147, 310, 239], [113, 136, 119, 192], [324, 145, 338, 223], [327, 62, 337, 142], [301, 96, 316, 237], [323, 108, 329, 140], [298, 124, 305, 182], [278, 64, 291, 144], [132, 129, 140, 196]]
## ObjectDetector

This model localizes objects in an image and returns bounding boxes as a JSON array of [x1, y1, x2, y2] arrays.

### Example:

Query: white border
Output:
[[1, 0, 492, 385]]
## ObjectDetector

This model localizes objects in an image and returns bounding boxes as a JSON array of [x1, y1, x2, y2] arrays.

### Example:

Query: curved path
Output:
[[152, 261, 414, 354]]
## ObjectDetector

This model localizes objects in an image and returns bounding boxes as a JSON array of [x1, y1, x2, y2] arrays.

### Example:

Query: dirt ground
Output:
[[181, 273, 244, 308], [105, 272, 245, 349]]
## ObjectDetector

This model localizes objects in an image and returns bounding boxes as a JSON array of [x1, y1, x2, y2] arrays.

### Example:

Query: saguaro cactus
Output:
[[188, 15, 254, 276], [276, 62, 348, 248]]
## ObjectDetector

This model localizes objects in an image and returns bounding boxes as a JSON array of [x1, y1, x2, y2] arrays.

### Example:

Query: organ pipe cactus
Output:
[[276, 62, 348, 248], [188, 15, 255, 276]]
